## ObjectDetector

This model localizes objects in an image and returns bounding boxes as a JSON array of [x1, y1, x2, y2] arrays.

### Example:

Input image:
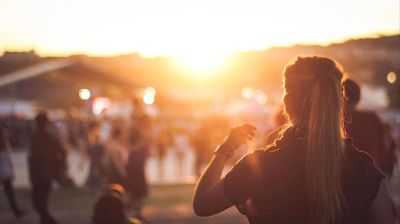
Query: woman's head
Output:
[[282, 56, 346, 223], [35, 111, 49, 129], [342, 79, 361, 108], [92, 184, 127, 224], [283, 56, 344, 125]]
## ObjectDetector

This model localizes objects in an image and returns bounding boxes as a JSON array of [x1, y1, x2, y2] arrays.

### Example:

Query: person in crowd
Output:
[[173, 128, 189, 179], [99, 116, 112, 143], [343, 79, 397, 176], [193, 57, 395, 223], [85, 123, 107, 198], [0, 126, 25, 218], [29, 112, 67, 224], [382, 123, 398, 174], [131, 98, 147, 121], [66, 116, 89, 152], [191, 122, 214, 178], [105, 126, 128, 186], [53, 119, 69, 149], [92, 183, 142, 224], [155, 126, 170, 181], [126, 115, 151, 220]]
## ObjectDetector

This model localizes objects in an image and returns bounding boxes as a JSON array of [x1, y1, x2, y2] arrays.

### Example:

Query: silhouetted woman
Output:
[[193, 57, 395, 223]]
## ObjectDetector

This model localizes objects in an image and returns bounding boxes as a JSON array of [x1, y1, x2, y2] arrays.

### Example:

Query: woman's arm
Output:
[[193, 151, 233, 216], [193, 124, 256, 217], [366, 180, 395, 224]]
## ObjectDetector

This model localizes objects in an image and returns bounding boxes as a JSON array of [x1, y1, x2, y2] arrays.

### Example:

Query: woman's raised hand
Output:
[[222, 124, 257, 149]]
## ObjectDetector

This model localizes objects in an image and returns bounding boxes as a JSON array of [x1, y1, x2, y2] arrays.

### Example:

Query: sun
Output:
[[173, 50, 231, 78]]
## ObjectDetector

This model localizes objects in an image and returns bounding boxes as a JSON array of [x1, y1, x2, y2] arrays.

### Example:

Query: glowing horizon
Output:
[[0, 0, 399, 59], [1, 31, 398, 58]]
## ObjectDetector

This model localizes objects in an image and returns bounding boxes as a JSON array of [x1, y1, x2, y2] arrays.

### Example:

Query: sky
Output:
[[0, 0, 399, 59]]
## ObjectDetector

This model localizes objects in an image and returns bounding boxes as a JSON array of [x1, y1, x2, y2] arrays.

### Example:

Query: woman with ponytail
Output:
[[193, 56, 395, 223]]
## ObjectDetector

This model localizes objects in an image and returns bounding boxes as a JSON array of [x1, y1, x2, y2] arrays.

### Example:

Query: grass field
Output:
[[1, 173, 399, 224], [0, 184, 248, 224]]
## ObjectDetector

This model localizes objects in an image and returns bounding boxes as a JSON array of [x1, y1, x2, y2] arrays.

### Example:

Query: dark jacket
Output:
[[223, 127, 384, 224]]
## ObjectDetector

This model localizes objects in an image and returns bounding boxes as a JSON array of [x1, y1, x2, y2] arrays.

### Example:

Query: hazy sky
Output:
[[0, 0, 399, 58]]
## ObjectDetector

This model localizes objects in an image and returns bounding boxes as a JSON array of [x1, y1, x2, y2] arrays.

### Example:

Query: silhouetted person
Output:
[[29, 112, 66, 224], [0, 127, 25, 218], [106, 127, 127, 186], [193, 57, 394, 223], [173, 129, 189, 179], [92, 184, 141, 224], [85, 124, 107, 198], [343, 79, 397, 176], [126, 115, 150, 220], [191, 121, 215, 177], [155, 127, 170, 181]]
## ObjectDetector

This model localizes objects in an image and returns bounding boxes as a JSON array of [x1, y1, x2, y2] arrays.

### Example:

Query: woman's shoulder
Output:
[[342, 138, 386, 220], [342, 138, 385, 189], [241, 138, 306, 173], [344, 138, 381, 168], [259, 134, 306, 159]]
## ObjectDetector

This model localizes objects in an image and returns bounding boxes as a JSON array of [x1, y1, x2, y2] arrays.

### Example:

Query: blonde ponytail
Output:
[[283, 56, 346, 223], [306, 73, 345, 223]]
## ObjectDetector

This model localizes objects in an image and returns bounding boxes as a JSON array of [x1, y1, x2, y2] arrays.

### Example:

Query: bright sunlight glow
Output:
[[0, 0, 398, 78], [174, 50, 231, 77]]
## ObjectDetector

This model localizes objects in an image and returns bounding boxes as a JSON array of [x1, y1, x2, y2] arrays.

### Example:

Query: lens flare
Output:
[[79, 89, 91, 100]]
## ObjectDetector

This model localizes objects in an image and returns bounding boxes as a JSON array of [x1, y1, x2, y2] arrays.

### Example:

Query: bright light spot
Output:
[[143, 87, 156, 105], [387, 72, 397, 84], [241, 87, 254, 99], [143, 94, 155, 105], [79, 88, 91, 100], [174, 51, 230, 78], [92, 97, 111, 115], [254, 90, 268, 104], [145, 87, 156, 95]]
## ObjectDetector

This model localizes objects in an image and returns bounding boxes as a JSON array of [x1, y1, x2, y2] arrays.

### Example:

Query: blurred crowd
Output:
[[0, 85, 400, 223]]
